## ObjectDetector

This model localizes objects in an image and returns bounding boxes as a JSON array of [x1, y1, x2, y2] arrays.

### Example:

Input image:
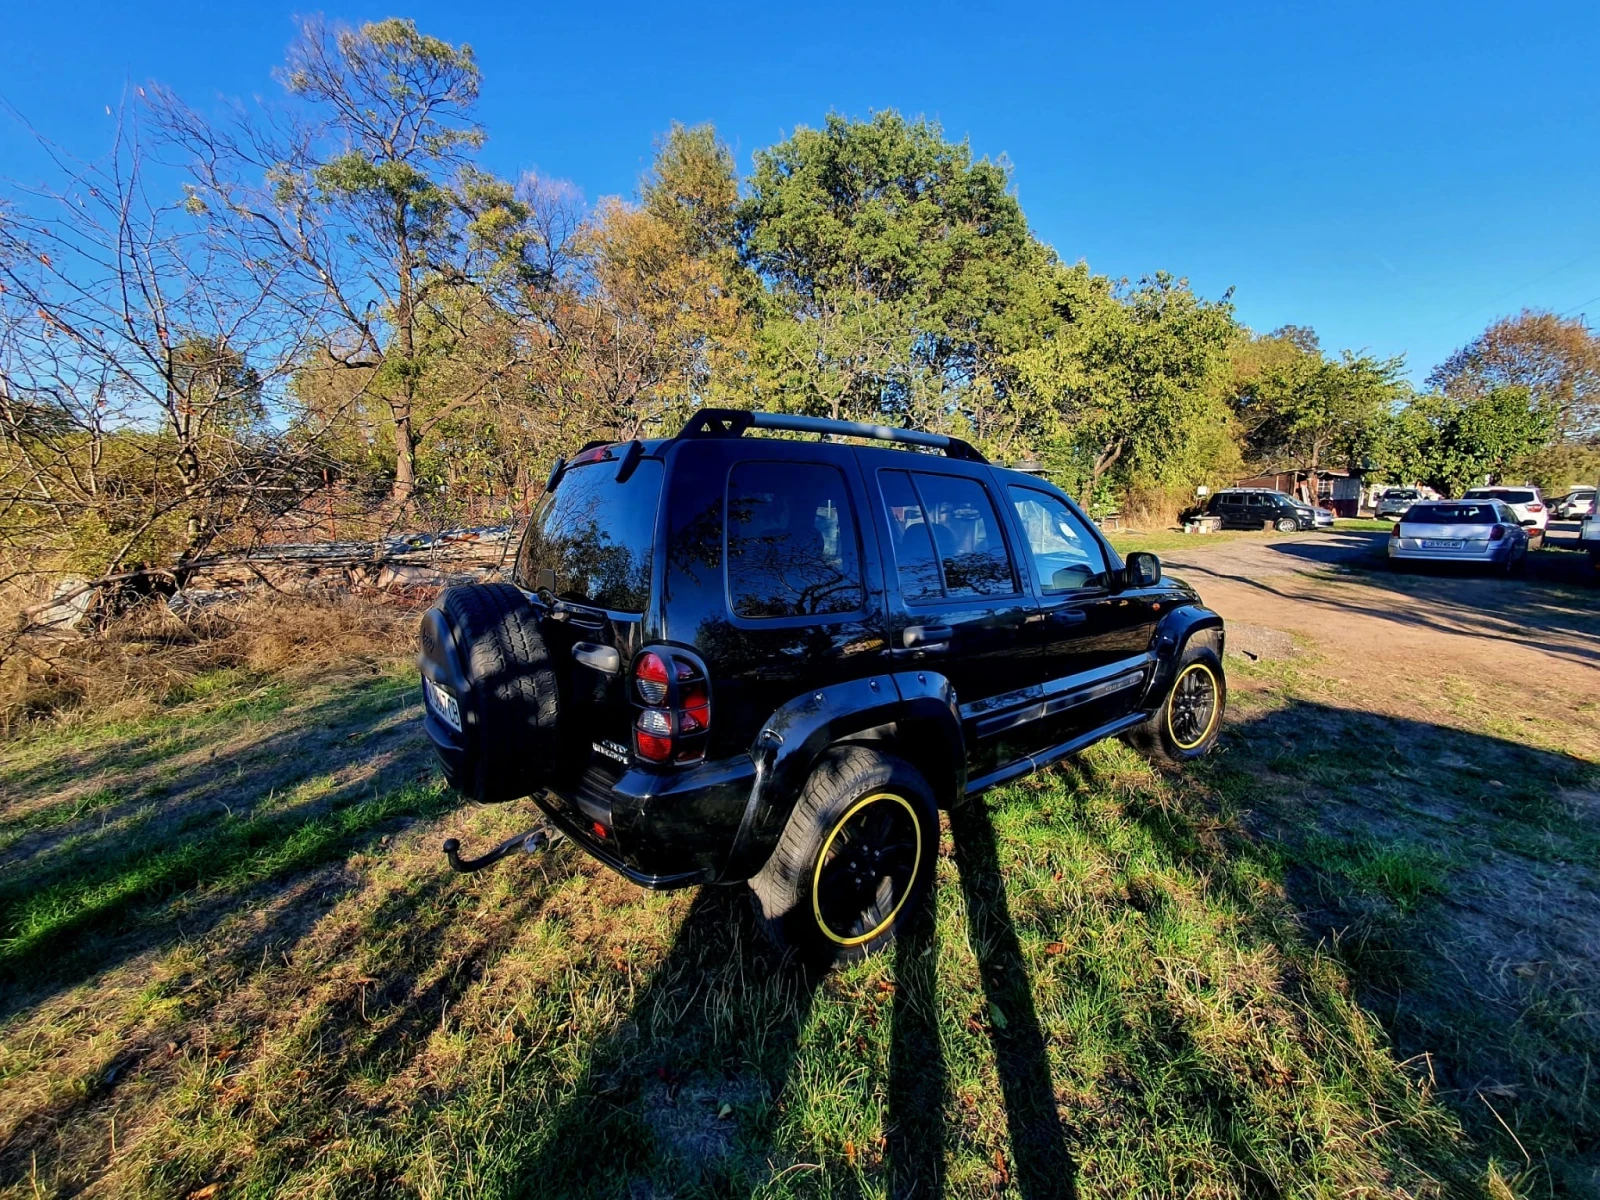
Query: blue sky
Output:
[[4, 0, 1596, 383]]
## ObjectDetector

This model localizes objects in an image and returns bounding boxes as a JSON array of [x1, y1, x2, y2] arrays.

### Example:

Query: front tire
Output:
[[1275, 516, 1298, 533], [749, 747, 938, 966], [1131, 645, 1226, 763]]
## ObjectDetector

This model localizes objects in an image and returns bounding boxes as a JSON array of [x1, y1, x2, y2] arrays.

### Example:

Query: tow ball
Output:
[[442, 824, 559, 873]]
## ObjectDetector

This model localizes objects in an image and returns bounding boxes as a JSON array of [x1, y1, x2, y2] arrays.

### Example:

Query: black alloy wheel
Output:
[[812, 792, 922, 946], [1168, 662, 1220, 751]]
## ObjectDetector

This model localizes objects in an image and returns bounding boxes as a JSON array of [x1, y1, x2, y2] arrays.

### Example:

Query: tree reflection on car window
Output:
[[726, 462, 863, 618], [878, 470, 1016, 600], [515, 460, 662, 611]]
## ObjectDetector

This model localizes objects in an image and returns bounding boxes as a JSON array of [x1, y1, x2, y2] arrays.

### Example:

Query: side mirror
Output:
[[1124, 551, 1161, 588], [1520, 518, 1538, 527]]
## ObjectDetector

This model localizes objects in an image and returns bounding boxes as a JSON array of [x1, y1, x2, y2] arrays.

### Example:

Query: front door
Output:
[[1004, 485, 1161, 739], [870, 461, 1038, 779]]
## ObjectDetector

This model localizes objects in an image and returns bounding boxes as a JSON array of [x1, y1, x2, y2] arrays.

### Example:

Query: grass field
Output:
[[1, 584, 1596, 1198]]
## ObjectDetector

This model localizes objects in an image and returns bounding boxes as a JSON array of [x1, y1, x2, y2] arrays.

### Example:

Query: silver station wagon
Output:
[[1388, 499, 1531, 574]]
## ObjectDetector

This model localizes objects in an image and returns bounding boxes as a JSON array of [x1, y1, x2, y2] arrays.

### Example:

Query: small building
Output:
[[1235, 468, 1365, 517]]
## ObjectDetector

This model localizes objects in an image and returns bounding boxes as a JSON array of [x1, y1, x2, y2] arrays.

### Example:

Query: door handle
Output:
[[902, 624, 954, 651], [1048, 609, 1089, 626]]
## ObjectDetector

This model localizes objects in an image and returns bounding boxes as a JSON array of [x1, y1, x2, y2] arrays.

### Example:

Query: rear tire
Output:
[[1130, 644, 1226, 763], [749, 747, 939, 967]]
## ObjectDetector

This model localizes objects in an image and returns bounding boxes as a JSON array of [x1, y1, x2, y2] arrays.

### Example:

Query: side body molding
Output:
[[720, 670, 963, 881]]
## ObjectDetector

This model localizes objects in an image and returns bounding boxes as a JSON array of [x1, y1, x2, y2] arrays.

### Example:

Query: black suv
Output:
[[1204, 488, 1318, 531], [419, 410, 1225, 963]]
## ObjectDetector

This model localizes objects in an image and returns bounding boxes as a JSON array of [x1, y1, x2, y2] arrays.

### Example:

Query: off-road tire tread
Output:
[[439, 583, 559, 801], [749, 746, 937, 966]]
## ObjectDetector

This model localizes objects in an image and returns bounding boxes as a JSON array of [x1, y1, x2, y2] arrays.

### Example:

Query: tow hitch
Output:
[[442, 823, 559, 873]]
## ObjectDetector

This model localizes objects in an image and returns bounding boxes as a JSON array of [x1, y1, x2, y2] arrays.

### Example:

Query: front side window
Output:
[[726, 461, 863, 618], [1009, 488, 1107, 592], [879, 469, 1017, 600]]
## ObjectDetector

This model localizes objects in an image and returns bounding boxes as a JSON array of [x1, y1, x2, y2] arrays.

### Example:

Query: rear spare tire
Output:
[[419, 583, 560, 803]]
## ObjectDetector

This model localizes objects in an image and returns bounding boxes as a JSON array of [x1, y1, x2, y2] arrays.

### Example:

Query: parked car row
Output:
[[1376, 485, 1551, 533]]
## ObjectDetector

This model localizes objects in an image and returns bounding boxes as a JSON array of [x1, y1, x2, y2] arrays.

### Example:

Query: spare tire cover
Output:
[[419, 582, 560, 803]]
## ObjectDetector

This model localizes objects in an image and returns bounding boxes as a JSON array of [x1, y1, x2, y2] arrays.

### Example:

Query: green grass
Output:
[[1, 643, 1595, 1197], [1104, 527, 1261, 555]]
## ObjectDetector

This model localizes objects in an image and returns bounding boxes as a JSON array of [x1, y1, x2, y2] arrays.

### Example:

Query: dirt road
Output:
[[1159, 529, 1599, 755]]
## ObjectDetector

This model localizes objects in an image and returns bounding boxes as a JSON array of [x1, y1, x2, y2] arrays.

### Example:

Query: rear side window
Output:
[[726, 461, 863, 618], [879, 470, 1017, 601], [516, 459, 663, 611]]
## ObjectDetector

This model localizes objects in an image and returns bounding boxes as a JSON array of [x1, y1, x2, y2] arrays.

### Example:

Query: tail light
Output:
[[631, 650, 710, 764], [1527, 503, 1543, 513], [1489, 524, 1506, 541], [1390, 523, 1401, 538]]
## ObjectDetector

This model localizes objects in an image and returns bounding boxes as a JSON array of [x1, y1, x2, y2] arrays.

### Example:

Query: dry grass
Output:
[[0, 591, 429, 736]]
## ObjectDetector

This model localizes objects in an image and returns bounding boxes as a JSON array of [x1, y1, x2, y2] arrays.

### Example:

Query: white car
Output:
[[1552, 488, 1596, 519], [1389, 499, 1531, 573], [1462, 487, 1547, 536]]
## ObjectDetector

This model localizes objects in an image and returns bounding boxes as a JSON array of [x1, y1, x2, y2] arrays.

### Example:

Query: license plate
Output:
[[424, 678, 462, 732], [1421, 539, 1463, 549]]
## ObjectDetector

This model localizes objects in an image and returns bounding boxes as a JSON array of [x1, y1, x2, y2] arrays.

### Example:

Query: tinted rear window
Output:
[[726, 461, 863, 618], [1383, 489, 1419, 499], [1468, 489, 1535, 503], [514, 459, 663, 611], [1405, 503, 1496, 524]]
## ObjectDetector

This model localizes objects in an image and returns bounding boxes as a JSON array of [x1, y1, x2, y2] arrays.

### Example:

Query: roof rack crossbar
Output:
[[677, 408, 987, 463]]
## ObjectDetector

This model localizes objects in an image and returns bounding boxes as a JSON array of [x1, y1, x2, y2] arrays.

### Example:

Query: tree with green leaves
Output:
[[1381, 387, 1556, 496], [1232, 328, 1406, 478], [739, 111, 1044, 437], [160, 17, 533, 506], [1429, 309, 1599, 443], [1030, 274, 1237, 506]]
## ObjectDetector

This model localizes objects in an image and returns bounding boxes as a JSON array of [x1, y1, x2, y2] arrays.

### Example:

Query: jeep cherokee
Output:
[[419, 409, 1226, 963]]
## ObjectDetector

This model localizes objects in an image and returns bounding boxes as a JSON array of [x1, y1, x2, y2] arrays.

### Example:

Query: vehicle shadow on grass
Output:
[[1196, 697, 1600, 1192], [0, 677, 444, 1021], [498, 798, 1076, 1200]]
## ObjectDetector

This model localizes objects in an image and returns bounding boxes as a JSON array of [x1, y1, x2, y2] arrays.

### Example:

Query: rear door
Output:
[[870, 459, 1038, 779], [512, 447, 667, 808], [1005, 485, 1161, 739]]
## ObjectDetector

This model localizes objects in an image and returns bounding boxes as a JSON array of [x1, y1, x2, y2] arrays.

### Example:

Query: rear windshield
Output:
[[1383, 489, 1419, 499], [1467, 489, 1535, 503], [514, 458, 663, 611], [1405, 503, 1496, 524]]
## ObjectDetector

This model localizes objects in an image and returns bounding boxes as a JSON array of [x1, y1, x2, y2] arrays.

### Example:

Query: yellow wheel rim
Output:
[[1168, 662, 1220, 750], [811, 792, 923, 946]]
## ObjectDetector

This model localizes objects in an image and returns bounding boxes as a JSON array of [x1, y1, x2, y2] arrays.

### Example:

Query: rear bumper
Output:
[[540, 753, 757, 889], [1388, 544, 1515, 563]]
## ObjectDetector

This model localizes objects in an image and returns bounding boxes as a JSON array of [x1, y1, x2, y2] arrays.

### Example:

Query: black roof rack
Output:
[[676, 408, 988, 463]]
